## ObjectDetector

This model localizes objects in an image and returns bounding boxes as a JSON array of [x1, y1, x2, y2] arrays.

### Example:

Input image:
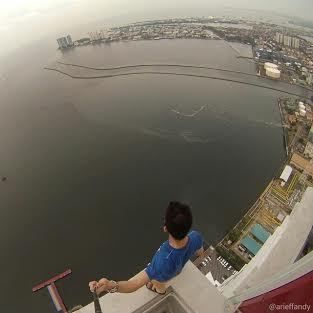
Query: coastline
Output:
[[214, 95, 312, 270]]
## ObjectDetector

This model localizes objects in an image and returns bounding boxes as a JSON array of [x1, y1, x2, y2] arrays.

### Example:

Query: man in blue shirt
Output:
[[89, 201, 204, 295]]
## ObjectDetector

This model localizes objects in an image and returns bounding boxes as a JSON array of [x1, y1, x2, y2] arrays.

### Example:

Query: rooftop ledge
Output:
[[77, 262, 232, 313]]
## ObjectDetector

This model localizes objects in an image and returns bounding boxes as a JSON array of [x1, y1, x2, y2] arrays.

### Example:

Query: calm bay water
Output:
[[0, 39, 310, 313]]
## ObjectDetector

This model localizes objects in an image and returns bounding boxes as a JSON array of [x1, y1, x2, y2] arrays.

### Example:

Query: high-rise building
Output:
[[275, 32, 300, 49], [290, 37, 299, 49], [100, 29, 108, 40], [275, 32, 279, 43], [283, 35, 292, 47], [275, 32, 284, 44], [57, 37, 69, 49], [66, 35, 73, 46], [56, 35, 73, 49], [293, 37, 300, 49]]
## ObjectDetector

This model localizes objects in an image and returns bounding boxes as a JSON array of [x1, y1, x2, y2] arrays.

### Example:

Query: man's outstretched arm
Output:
[[89, 270, 150, 294]]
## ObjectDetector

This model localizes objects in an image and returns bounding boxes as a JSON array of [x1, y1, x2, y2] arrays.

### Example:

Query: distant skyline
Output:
[[0, 0, 313, 58]]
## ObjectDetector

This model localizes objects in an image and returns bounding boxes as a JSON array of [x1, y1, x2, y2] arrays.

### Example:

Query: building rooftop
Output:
[[240, 236, 262, 256], [279, 165, 293, 182], [250, 224, 271, 243]]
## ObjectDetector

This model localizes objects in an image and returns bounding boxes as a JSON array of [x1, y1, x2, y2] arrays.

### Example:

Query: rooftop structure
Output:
[[279, 165, 293, 183], [264, 62, 278, 70], [265, 67, 281, 79], [240, 236, 262, 256], [250, 224, 271, 243]]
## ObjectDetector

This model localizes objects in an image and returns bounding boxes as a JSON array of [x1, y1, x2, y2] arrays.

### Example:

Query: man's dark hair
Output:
[[164, 201, 193, 240]]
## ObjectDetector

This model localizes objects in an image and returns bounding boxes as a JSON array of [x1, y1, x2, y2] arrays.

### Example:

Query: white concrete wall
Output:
[[76, 262, 228, 313]]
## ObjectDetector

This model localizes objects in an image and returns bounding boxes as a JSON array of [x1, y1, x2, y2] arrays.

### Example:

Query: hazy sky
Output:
[[0, 0, 313, 57]]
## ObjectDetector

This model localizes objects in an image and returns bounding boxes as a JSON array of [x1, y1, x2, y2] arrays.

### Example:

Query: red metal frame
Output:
[[50, 282, 68, 313], [32, 269, 72, 292], [32, 269, 72, 313]]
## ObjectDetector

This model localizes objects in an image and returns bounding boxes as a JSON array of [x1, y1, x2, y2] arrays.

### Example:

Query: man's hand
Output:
[[88, 270, 149, 294], [97, 278, 112, 291], [89, 281, 97, 292], [89, 278, 115, 295]]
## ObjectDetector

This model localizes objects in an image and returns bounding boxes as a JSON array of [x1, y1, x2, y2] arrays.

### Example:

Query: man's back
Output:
[[145, 230, 203, 282], [89, 202, 203, 295]]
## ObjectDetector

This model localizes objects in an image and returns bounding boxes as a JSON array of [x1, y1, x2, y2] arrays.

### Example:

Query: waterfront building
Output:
[[100, 29, 108, 39], [88, 29, 108, 41], [66, 35, 73, 46], [56, 37, 68, 49], [57, 35, 73, 49]]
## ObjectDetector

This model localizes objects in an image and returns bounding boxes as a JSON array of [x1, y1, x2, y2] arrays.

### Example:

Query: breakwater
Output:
[[58, 61, 258, 77], [45, 67, 312, 99]]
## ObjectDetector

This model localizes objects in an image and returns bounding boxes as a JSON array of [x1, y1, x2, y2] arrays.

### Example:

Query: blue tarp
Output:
[[241, 236, 262, 256], [250, 224, 271, 243]]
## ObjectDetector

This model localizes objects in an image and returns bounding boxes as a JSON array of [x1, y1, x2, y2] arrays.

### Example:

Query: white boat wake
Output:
[[171, 104, 208, 117]]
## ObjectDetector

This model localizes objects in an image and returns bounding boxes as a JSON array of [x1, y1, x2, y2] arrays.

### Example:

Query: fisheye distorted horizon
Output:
[[0, 0, 313, 57]]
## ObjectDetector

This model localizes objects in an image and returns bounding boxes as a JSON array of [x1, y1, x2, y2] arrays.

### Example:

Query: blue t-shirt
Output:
[[145, 231, 203, 282]]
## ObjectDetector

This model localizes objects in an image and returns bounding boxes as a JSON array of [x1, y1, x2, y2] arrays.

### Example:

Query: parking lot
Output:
[[193, 246, 238, 285]]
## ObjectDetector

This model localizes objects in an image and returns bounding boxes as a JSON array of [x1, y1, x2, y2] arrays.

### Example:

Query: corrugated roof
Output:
[[241, 236, 262, 256], [250, 224, 271, 243], [280, 165, 293, 182]]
